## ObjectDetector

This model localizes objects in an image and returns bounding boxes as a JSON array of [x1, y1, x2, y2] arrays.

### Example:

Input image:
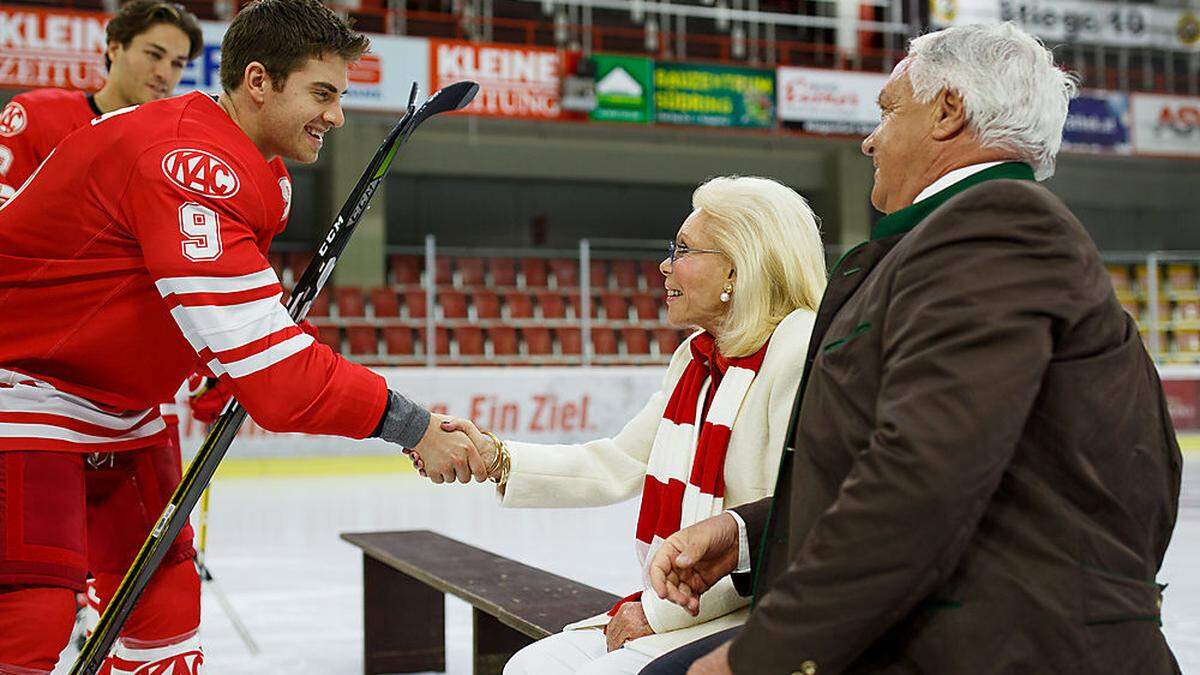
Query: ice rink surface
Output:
[[56, 454, 1200, 674]]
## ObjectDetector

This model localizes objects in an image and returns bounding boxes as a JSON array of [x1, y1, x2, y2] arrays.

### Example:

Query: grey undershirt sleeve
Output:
[[374, 389, 431, 449]]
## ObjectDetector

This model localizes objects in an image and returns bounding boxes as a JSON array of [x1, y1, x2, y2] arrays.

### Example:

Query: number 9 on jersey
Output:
[[179, 202, 222, 262]]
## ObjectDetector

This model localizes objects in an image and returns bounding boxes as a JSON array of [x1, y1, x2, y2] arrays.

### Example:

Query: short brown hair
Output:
[[105, 0, 204, 70], [219, 0, 369, 92]]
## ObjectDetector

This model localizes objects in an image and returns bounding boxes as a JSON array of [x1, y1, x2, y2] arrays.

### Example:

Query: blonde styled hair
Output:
[[692, 175, 826, 357]]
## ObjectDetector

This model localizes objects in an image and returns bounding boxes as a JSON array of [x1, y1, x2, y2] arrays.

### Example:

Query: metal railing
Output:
[[349, 236, 678, 367]]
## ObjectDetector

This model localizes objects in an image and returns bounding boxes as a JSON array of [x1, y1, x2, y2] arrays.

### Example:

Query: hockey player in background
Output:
[[0, 0, 486, 673], [0, 1, 203, 202]]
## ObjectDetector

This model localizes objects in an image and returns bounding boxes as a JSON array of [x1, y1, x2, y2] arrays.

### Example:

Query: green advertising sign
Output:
[[591, 54, 654, 123], [653, 62, 775, 128]]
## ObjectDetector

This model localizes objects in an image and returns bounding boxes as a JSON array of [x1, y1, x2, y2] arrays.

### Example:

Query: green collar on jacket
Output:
[[871, 162, 1036, 241]]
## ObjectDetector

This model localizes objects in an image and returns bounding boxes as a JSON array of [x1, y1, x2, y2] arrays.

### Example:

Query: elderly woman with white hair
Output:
[[427, 175, 826, 674]]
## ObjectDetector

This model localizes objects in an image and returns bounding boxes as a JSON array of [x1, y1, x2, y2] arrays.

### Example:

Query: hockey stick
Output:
[[71, 80, 479, 675]]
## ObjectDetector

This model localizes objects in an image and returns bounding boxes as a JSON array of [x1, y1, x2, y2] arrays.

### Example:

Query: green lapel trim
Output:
[[871, 162, 1035, 241], [827, 241, 867, 281], [822, 322, 872, 353]]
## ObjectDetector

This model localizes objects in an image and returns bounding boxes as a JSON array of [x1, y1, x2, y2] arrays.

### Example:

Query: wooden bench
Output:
[[341, 530, 620, 675]]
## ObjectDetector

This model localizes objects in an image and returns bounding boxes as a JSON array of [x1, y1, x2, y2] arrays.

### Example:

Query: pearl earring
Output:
[[720, 284, 732, 303]]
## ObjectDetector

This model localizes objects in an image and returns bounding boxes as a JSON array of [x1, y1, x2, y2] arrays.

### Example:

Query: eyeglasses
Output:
[[667, 240, 724, 266]]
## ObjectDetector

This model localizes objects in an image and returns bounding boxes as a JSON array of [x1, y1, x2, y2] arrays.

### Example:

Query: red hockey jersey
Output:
[[0, 92, 387, 452], [0, 89, 98, 203]]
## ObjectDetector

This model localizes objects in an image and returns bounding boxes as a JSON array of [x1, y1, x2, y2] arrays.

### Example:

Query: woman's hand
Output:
[[604, 601, 654, 652]]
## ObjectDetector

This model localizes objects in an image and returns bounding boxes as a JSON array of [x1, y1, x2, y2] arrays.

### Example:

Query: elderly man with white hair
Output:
[[639, 21, 1183, 675]]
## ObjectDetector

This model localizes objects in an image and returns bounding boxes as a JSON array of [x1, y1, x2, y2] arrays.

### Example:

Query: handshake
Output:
[[403, 414, 500, 484]]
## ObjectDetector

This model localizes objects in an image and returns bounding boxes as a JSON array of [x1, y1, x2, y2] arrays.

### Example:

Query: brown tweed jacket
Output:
[[730, 163, 1182, 675]]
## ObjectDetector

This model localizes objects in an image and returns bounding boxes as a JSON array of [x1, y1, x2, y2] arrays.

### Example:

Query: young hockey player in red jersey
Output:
[[0, 1, 203, 202], [0, 1, 486, 672]]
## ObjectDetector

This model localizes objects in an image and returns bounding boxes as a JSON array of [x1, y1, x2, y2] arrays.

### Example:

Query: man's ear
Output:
[[931, 87, 968, 141], [106, 40, 123, 66], [242, 62, 271, 105]]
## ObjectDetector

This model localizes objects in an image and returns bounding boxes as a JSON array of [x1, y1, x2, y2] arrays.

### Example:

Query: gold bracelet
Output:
[[482, 430, 511, 486], [497, 441, 511, 487], [481, 430, 504, 479]]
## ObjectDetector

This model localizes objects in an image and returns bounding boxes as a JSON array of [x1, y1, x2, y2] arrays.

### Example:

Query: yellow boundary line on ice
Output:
[[208, 454, 418, 479], [206, 434, 1200, 479], [1178, 433, 1200, 453]]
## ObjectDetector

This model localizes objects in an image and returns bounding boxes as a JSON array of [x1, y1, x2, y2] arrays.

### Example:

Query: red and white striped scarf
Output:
[[610, 332, 768, 614]]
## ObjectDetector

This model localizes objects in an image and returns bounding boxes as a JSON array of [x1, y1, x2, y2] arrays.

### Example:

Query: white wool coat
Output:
[[499, 308, 815, 658]]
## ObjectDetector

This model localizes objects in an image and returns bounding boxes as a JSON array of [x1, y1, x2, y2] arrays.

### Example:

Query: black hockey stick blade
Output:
[[70, 80, 477, 675]]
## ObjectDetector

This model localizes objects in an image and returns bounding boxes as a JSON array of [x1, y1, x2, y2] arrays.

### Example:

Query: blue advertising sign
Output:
[[1062, 91, 1130, 153]]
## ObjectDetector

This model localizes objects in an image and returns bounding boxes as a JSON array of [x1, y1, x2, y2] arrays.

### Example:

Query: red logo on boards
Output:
[[131, 649, 204, 675], [0, 102, 28, 137], [348, 54, 382, 85], [161, 149, 240, 199]]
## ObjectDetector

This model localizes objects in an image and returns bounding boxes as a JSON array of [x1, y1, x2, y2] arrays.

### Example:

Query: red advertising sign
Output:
[[0, 6, 108, 91], [430, 39, 567, 120], [1162, 378, 1199, 431]]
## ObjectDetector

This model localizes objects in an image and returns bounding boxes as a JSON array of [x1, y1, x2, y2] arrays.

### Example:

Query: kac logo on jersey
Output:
[[0, 102, 28, 137], [131, 649, 203, 675], [161, 148, 240, 199], [279, 176, 292, 221]]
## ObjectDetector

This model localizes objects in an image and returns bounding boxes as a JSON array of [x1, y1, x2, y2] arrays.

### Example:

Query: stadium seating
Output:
[[622, 328, 650, 355], [489, 327, 519, 356], [335, 287, 365, 318], [383, 326, 415, 355], [632, 293, 661, 321], [434, 257, 453, 285], [1176, 330, 1200, 353], [289, 253, 681, 365], [566, 293, 599, 319], [592, 328, 618, 355], [308, 291, 330, 317], [418, 327, 450, 355], [639, 260, 663, 288], [654, 328, 682, 356], [523, 258, 549, 287], [369, 287, 400, 318], [490, 258, 518, 287], [612, 260, 638, 289], [537, 292, 566, 319], [524, 328, 553, 355], [549, 258, 578, 288], [346, 326, 378, 355], [458, 257, 486, 286], [558, 328, 582, 355], [403, 290, 427, 319], [1167, 264, 1196, 291], [600, 294, 629, 321], [439, 291, 469, 319], [504, 291, 534, 319], [390, 254, 421, 285], [474, 291, 502, 320], [455, 327, 485, 356]]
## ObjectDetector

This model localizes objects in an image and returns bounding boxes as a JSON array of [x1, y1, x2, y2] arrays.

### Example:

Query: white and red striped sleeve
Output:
[[120, 141, 387, 438]]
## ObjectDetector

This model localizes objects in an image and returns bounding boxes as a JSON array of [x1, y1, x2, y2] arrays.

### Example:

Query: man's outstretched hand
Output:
[[407, 413, 490, 484], [648, 512, 742, 616]]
